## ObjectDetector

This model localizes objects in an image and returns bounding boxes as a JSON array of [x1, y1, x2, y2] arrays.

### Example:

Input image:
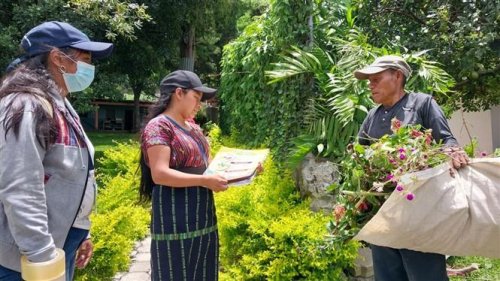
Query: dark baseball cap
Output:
[[354, 55, 412, 80], [20, 21, 113, 59], [160, 70, 217, 101]]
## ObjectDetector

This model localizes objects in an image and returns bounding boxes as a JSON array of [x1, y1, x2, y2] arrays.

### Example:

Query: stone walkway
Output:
[[112, 236, 151, 281]]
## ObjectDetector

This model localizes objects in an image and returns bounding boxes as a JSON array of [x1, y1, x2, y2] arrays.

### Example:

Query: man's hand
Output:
[[445, 147, 469, 177], [75, 238, 93, 269]]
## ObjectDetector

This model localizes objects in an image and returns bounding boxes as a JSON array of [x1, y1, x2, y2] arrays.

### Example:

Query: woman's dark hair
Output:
[[138, 92, 173, 202], [0, 53, 58, 148]]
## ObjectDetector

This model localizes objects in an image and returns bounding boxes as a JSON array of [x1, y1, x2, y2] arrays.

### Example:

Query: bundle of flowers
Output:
[[326, 118, 452, 246]]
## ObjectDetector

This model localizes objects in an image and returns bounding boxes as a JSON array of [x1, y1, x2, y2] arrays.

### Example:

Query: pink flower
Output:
[[425, 135, 432, 145], [398, 148, 405, 153], [391, 118, 402, 132], [406, 193, 415, 201], [399, 153, 406, 160], [411, 129, 423, 138], [386, 174, 394, 180], [357, 201, 369, 212], [480, 151, 487, 157], [396, 185, 404, 191], [333, 205, 346, 222]]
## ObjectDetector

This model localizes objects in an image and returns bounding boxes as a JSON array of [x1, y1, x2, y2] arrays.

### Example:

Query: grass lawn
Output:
[[87, 131, 138, 160], [449, 256, 500, 281]]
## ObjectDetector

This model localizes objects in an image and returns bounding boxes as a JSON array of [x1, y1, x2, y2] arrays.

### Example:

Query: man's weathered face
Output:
[[367, 69, 401, 106]]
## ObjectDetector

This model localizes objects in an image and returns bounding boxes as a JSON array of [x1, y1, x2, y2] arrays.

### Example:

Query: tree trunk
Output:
[[132, 83, 143, 132], [179, 24, 195, 71]]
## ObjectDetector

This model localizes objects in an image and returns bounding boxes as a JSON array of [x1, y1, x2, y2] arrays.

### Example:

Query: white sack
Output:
[[355, 158, 500, 258]]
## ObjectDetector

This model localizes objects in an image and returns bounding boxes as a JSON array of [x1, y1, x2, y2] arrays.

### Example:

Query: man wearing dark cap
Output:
[[0, 21, 112, 280], [354, 55, 468, 281]]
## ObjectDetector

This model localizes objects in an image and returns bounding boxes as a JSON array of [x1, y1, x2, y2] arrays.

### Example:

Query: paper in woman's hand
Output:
[[204, 147, 269, 186]]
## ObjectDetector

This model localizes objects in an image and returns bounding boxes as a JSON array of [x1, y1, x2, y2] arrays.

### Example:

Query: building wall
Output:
[[491, 105, 500, 150], [80, 104, 150, 131], [448, 106, 500, 154]]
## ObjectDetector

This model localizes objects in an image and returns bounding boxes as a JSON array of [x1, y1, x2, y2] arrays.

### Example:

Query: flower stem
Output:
[[341, 190, 389, 197]]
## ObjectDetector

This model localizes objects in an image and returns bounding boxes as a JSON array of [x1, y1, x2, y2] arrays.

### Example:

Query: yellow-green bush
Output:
[[77, 206, 149, 281], [216, 159, 359, 280], [78, 126, 358, 280], [97, 140, 140, 178], [75, 141, 150, 281]]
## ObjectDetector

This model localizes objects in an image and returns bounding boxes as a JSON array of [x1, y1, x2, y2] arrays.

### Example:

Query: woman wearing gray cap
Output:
[[139, 70, 228, 281], [0, 21, 113, 280]]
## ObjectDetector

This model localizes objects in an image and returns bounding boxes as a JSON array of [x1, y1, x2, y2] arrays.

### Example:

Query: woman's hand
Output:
[[203, 174, 228, 192], [75, 238, 93, 269], [256, 162, 264, 174]]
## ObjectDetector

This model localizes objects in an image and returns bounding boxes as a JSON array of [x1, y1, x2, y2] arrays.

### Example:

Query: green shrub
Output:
[[81, 128, 359, 280], [77, 206, 150, 281], [216, 159, 359, 280], [96, 172, 141, 211], [75, 141, 150, 281], [97, 140, 140, 178]]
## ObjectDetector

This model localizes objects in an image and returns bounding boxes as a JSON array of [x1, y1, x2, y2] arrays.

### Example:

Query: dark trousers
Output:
[[371, 244, 449, 281]]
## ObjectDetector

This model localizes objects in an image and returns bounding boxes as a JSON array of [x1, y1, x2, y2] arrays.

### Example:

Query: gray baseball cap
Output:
[[160, 70, 217, 101], [354, 55, 412, 80]]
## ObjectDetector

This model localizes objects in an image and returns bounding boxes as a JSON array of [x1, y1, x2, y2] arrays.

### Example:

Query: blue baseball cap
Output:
[[21, 21, 113, 59]]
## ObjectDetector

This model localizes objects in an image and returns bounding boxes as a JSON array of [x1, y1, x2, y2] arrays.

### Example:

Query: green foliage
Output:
[[219, 0, 314, 160], [448, 256, 500, 281], [69, 0, 151, 41], [206, 123, 224, 155], [78, 206, 149, 281], [87, 132, 136, 164], [463, 138, 479, 158], [97, 173, 140, 212], [327, 120, 451, 247], [216, 158, 359, 280], [353, 0, 500, 111], [266, 3, 455, 164], [98, 140, 140, 178], [75, 141, 149, 281], [0, 0, 149, 75]]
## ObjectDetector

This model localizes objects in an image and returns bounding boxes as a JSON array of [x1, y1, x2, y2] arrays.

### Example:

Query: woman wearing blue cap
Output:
[[0, 21, 113, 280]]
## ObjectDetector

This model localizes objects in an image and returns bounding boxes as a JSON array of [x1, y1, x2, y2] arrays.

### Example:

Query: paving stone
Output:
[[129, 261, 150, 272], [120, 272, 150, 281], [134, 241, 141, 248], [133, 253, 151, 262], [137, 243, 150, 253], [113, 236, 152, 280], [352, 247, 374, 278]]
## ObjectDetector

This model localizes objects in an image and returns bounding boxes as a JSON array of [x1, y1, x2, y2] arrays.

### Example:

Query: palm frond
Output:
[[266, 46, 323, 83]]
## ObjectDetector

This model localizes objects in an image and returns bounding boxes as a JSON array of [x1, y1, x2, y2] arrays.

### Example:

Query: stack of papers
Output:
[[204, 147, 269, 185]]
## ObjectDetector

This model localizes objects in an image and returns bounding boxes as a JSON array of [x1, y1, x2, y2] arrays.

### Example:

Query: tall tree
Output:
[[0, 0, 267, 131], [352, 0, 500, 111], [0, 0, 149, 76]]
